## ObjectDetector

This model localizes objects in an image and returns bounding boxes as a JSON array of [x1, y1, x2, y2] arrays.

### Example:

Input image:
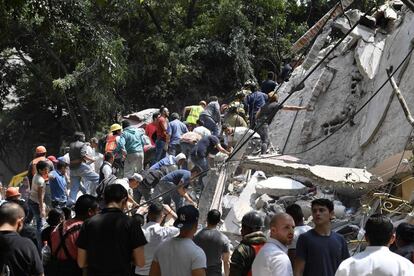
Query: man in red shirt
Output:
[[155, 107, 170, 162], [146, 112, 160, 146], [50, 195, 99, 276]]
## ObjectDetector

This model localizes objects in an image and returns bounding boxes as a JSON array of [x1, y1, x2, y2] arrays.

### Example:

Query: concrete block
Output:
[[256, 176, 307, 197]]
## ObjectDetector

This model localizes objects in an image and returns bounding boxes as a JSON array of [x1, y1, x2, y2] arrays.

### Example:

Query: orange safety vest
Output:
[[247, 243, 265, 276], [105, 134, 118, 153]]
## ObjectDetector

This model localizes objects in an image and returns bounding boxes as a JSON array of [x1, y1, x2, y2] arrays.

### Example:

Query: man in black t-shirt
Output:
[[256, 92, 307, 154], [77, 184, 147, 276], [0, 202, 43, 276], [261, 71, 278, 94], [190, 135, 230, 190]]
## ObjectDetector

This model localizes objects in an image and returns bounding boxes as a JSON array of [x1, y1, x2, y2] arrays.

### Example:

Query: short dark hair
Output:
[[75, 194, 99, 217], [122, 120, 131, 129], [396, 222, 414, 243], [170, 113, 180, 121], [267, 71, 274, 79], [104, 184, 128, 204], [46, 208, 64, 226], [104, 152, 114, 162], [152, 112, 160, 120], [0, 202, 25, 225], [286, 204, 304, 224], [132, 214, 145, 226], [196, 119, 204, 127], [222, 123, 230, 131], [56, 161, 67, 170], [207, 209, 221, 225], [191, 166, 201, 175], [159, 106, 168, 114], [148, 202, 164, 220], [74, 131, 85, 141], [365, 214, 394, 246], [36, 160, 49, 173], [311, 198, 334, 212], [208, 96, 218, 102]]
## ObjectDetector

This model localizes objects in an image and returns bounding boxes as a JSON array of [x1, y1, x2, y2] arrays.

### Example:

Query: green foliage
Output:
[[0, 0, 310, 165]]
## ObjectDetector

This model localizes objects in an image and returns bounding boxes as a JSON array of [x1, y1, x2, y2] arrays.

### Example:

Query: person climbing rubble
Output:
[[224, 91, 248, 128], [199, 96, 221, 137], [256, 92, 307, 154], [183, 100, 207, 130]]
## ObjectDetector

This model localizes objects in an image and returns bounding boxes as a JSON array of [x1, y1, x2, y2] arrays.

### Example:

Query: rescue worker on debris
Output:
[[27, 146, 53, 188], [224, 90, 248, 128], [255, 92, 307, 154], [183, 100, 207, 130], [105, 123, 123, 176], [229, 211, 266, 276]]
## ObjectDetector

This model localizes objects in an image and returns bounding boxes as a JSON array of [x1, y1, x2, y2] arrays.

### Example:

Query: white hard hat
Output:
[[176, 153, 187, 161], [128, 173, 143, 182]]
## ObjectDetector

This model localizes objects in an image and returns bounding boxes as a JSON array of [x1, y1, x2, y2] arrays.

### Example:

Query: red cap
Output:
[[6, 187, 21, 198], [47, 155, 58, 163], [35, 146, 47, 154]]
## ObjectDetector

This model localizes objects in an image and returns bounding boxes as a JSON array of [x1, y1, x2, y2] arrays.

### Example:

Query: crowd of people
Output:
[[1, 73, 414, 276]]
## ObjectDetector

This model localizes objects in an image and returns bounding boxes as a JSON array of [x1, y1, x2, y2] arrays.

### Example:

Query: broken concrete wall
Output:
[[271, 6, 414, 170]]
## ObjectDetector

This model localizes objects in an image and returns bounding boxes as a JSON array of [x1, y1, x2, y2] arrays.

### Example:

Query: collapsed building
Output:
[[199, 0, 414, 247]]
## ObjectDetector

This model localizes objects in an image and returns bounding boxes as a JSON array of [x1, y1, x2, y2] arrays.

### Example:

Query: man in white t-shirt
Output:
[[286, 204, 311, 263], [149, 205, 206, 276], [28, 160, 50, 235], [335, 214, 414, 276], [135, 202, 179, 276], [252, 213, 295, 276]]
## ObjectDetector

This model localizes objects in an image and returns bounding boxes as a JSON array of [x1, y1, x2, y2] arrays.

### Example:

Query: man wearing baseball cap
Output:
[[149, 205, 206, 276]]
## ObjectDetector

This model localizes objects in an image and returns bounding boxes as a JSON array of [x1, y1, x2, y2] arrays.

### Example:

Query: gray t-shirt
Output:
[[69, 140, 87, 169], [194, 228, 231, 276], [153, 237, 206, 276]]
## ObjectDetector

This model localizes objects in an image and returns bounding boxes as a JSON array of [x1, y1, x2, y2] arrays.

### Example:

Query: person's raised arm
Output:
[[282, 105, 307, 111]]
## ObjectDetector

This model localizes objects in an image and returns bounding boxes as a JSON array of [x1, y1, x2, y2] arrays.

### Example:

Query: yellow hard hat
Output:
[[110, 123, 122, 132]]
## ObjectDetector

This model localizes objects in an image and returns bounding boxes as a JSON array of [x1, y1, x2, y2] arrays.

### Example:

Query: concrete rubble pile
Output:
[[199, 1, 414, 247]]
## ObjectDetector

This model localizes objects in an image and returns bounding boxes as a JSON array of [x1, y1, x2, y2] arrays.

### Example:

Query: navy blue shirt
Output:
[[245, 91, 268, 122], [193, 135, 220, 157], [296, 229, 349, 276], [161, 169, 191, 187]]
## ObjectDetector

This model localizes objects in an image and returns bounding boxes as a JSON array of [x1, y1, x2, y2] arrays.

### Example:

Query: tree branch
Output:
[[143, 3, 163, 33], [186, 0, 197, 28]]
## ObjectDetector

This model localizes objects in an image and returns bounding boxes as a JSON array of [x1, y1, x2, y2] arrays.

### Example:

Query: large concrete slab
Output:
[[242, 157, 382, 196]]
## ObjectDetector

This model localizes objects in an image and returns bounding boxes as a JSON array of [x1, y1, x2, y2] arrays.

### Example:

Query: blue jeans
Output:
[[180, 142, 195, 169], [69, 163, 99, 204], [155, 139, 167, 162], [28, 199, 43, 237], [190, 152, 209, 191], [153, 180, 185, 211], [199, 113, 220, 136]]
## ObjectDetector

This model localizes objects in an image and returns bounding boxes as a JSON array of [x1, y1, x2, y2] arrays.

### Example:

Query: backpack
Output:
[[140, 169, 165, 189], [96, 175, 117, 199], [247, 243, 265, 276], [47, 223, 83, 276]]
